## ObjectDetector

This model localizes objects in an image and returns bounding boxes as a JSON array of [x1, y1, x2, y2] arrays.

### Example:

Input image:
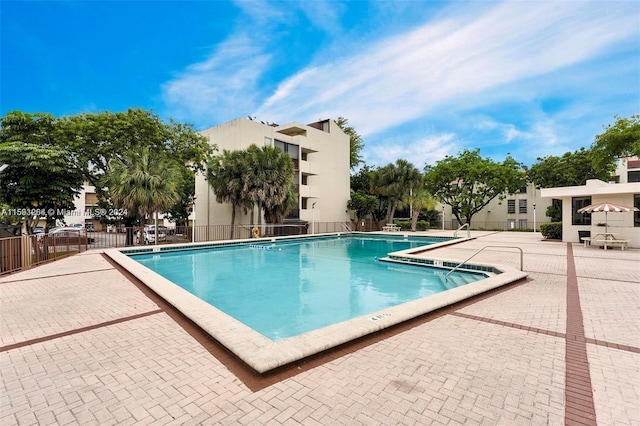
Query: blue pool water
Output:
[[131, 235, 484, 341]]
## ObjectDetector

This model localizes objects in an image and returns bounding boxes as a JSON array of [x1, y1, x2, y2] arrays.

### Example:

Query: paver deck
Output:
[[1, 231, 638, 425]]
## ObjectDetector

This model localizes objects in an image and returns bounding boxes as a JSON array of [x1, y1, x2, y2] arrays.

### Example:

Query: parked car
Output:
[[137, 225, 167, 244], [44, 227, 95, 244], [33, 227, 45, 235]]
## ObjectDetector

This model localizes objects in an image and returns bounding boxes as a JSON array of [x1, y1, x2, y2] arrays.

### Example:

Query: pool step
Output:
[[439, 272, 479, 289]]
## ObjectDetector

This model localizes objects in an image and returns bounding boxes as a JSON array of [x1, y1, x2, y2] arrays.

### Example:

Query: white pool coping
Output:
[[105, 233, 528, 373]]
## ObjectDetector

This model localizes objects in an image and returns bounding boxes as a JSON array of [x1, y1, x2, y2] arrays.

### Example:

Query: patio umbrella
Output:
[[577, 202, 639, 233]]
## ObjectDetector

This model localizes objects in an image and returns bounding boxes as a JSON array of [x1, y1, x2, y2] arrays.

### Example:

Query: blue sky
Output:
[[2, 0, 639, 169]]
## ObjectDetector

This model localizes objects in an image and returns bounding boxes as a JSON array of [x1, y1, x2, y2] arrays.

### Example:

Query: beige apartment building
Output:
[[440, 182, 553, 231], [473, 181, 551, 231], [194, 117, 351, 230]]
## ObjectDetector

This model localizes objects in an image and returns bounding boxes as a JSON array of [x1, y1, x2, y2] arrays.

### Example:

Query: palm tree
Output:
[[371, 159, 421, 224], [266, 182, 298, 224], [206, 149, 251, 239], [398, 175, 436, 231], [244, 144, 295, 225], [106, 146, 183, 245]]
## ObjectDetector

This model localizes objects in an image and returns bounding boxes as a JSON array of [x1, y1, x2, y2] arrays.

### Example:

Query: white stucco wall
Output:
[[542, 179, 640, 248], [195, 118, 350, 228]]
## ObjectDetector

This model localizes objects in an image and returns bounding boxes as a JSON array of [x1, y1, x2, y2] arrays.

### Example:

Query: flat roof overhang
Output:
[[541, 180, 640, 198]]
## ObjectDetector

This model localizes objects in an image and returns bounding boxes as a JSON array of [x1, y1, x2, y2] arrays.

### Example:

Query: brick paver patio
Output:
[[1, 232, 638, 425]]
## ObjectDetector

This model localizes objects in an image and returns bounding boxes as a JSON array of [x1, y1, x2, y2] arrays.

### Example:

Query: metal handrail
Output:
[[453, 223, 470, 238], [445, 245, 524, 277]]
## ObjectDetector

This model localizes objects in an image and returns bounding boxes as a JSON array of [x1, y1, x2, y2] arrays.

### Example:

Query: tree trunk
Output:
[[387, 203, 396, 224], [411, 207, 419, 231], [124, 216, 135, 246], [230, 204, 236, 240]]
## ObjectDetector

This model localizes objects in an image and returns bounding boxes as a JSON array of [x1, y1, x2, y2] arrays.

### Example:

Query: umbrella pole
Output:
[[605, 211, 608, 233]]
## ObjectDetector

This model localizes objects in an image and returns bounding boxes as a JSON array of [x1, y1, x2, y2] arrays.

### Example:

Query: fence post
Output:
[[22, 236, 32, 270]]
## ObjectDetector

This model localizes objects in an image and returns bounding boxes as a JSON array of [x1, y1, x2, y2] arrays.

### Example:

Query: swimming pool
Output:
[[106, 232, 528, 373], [130, 235, 484, 341]]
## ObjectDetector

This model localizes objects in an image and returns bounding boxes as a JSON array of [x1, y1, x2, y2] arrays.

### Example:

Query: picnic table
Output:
[[582, 233, 630, 250], [382, 223, 401, 232]]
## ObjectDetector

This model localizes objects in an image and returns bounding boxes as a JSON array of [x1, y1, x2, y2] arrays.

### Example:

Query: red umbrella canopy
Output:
[[577, 202, 639, 213]]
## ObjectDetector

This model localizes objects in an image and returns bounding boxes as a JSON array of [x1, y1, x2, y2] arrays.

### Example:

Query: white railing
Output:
[[453, 223, 470, 238], [446, 245, 524, 277]]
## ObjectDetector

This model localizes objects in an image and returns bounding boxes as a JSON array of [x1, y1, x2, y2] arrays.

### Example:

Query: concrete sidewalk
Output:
[[1, 232, 638, 425]]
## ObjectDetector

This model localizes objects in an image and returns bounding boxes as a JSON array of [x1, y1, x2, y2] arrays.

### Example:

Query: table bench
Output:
[[382, 224, 401, 232], [582, 237, 630, 250]]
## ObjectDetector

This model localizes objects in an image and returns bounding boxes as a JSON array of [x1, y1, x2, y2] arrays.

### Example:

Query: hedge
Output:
[[539, 222, 562, 240]]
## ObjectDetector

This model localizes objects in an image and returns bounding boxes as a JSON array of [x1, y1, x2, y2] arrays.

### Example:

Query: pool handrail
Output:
[[453, 223, 470, 238], [446, 245, 523, 277]]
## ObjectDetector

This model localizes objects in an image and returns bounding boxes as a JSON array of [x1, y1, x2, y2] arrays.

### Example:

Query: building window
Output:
[[275, 139, 299, 170], [519, 219, 528, 229], [507, 200, 515, 214], [264, 137, 272, 147], [635, 194, 640, 227], [572, 196, 592, 225], [301, 175, 308, 185], [507, 219, 516, 229], [628, 171, 640, 182], [519, 186, 527, 194], [519, 199, 527, 214]]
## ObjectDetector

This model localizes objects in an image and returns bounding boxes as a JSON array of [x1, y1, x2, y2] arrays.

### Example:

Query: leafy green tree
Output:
[[244, 144, 295, 224], [350, 164, 373, 193], [105, 146, 183, 244], [335, 117, 364, 169], [528, 148, 609, 188], [1, 109, 213, 234], [162, 168, 196, 226], [590, 114, 640, 174], [62, 108, 212, 212], [349, 164, 387, 224], [425, 149, 525, 226], [371, 159, 421, 224], [206, 150, 251, 239], [347, 191, 378, 229], [0, 112, 84, 232], [528, 148, 609, 223]]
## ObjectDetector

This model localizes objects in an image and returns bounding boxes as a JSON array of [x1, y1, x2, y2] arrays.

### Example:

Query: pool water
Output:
[[132, 235, 484, 341]]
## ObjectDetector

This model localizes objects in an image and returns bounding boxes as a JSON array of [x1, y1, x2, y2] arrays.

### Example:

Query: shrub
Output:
[[539, 222, 562, 240]]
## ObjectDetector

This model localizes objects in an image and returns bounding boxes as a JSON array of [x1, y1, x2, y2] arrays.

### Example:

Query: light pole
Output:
[[192, 195, 197, 243], [311, 202, 316, 234], [442, 205, 445, 231], [533, 202, 536, 232]]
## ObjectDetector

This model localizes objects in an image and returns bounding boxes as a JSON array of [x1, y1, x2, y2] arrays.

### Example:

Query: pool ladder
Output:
[[445, 245, 524, 277]]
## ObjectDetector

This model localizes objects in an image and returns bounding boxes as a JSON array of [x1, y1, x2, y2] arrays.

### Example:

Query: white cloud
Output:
[[160, 0, 638, 167], [161, 0, 348, 127], [367, 133, 456, 168], [473, 117, 531, 143], [254, 1, 639, 138], [161, 34, 271, 126]]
